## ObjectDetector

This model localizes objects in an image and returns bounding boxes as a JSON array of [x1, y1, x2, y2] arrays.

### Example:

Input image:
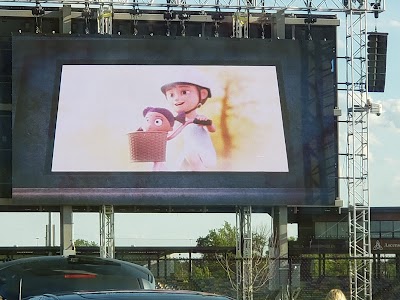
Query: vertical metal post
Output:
[[60, 4, 72, 34], [242, 206, 253, 300], [52, 224, 56, 247], [236, 208, 242, 300], [97, 2, 113, 34], [272, 9, 285, 40], [232, 11, 249, 38], [236, 206, 253, 300], [47, 212, 52, 246], [100, 205, 115, 258]]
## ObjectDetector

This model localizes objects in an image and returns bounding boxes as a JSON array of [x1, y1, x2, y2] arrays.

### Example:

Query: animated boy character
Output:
[[160, 72, 217, 171]]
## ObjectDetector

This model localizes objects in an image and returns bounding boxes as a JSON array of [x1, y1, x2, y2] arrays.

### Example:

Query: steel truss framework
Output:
[[100, 205, 115, 258], [0, 0, 385, 12], [236, 206, 253, 300], [0, 0, 385, 299], [345, 6, 372, 300]]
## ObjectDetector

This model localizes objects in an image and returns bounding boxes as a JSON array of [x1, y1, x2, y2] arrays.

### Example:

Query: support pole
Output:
[[97, 3, 113, 34], [236, 206, 253, 300], [60, 206, 75, 256], [272, 9, 285, 40], [270, 206, 289, 300], [232, 11, 249, 38], [47, 212, 52, 247], [345, 2, 373, 299], [100, 205, 115, 258], [60, 4, 72, 34]]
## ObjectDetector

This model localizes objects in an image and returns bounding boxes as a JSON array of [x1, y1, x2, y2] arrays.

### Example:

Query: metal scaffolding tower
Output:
[[100, 205, 115, 258], [344, 2, 373, 299], [236, 206, 253, 300]]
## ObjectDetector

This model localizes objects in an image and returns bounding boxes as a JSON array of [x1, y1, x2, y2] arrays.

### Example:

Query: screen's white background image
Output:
[[51, 65, 288, 172]]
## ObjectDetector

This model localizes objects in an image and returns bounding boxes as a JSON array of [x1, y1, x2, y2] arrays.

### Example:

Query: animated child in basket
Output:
[[137, 106, 176, 171], [161, 74, 217, 171], [138, 106, 189, 139], [138, 106, 175, 133]]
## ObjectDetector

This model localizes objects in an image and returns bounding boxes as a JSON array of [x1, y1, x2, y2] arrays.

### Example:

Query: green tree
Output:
[[74, 239, 98, 247], [192, 265, 212, 279], [196, 221, 270, 259], [195, 221, 236, 280], [197, 221, 236, 248], [196, 221, 277, 296]]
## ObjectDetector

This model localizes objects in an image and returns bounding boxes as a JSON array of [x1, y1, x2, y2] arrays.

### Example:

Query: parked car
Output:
[[23, 289, 235, 300], [0, 255, 155, 299]]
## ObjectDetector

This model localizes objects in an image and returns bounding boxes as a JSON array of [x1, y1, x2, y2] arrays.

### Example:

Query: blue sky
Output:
[[354, 2, 400, 207], [1, 3, 399, 247]]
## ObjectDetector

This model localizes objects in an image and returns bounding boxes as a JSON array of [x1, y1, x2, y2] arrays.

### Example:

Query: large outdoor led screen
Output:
[[12, 34, 338, 207], [53, 65, 287, 173]]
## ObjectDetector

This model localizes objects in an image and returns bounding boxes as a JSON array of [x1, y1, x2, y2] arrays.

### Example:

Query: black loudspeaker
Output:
[[367, 32, 388, 92]]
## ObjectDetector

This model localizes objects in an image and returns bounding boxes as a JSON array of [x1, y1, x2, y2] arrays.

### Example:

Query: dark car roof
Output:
[[24, 289, 235, 300], [0, 255, 155, 299]]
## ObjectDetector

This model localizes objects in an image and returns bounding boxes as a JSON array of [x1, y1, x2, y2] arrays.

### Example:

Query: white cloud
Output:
[[381, 99, 400, 130], [369, 98, 400, 131], [337, 91, 347, 104], [393, 175, 400, 187], [369, 131, 384, 147], [369, 113, 386, 127], [383, 157, 400, 165], [382, 98, 400, 113], [389, 20, 400, 27], [337, 38, 345, 50]]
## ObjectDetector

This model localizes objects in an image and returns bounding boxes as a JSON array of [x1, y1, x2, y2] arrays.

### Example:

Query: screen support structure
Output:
[[4, 1, 385, 298], [345, 3, 372, 300], [236, 206, 253, 300], [97, 1, 113, 34], [100, 205, 115, 258], [232, 11, 249, 38], [96, 0, 114, 258], [60, 206, 75, 256], [270, 206, 289, 299]]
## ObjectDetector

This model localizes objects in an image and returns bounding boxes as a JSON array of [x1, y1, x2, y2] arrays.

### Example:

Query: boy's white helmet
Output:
[[160, 68, 211, 103]]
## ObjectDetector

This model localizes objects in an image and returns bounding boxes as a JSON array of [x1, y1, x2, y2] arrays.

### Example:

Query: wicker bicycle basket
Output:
[[128, 131, 168, 162]]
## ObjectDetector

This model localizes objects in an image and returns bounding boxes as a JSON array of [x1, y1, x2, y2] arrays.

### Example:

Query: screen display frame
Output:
[[11, 34, 338, 207]]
